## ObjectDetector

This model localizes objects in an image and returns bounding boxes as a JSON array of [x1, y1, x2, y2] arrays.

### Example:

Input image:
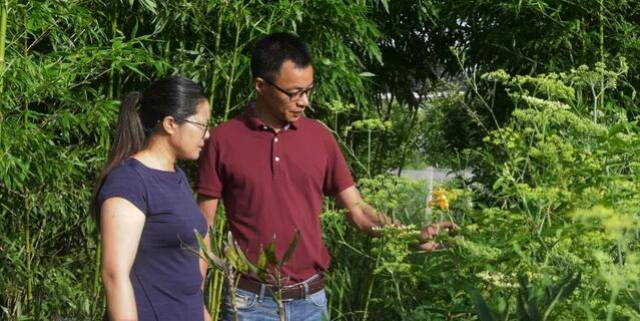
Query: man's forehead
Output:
[[274, 60, 314, 85]]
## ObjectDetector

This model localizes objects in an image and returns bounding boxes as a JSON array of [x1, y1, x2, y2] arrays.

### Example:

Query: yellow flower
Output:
[[429, 188, 449, 211]]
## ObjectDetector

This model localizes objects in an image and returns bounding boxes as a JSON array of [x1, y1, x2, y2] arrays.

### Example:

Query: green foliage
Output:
[[0, 1, 387, 320], [4, 1, 640, 320], [471, 273, 581, 321], [461, 66, 640, 320]]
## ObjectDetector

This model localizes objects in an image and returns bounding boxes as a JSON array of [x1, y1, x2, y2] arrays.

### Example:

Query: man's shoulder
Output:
[[211, 116, 246, 137], [300, 117, 333, 136]]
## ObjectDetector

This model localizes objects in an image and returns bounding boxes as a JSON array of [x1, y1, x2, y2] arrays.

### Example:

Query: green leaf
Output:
[[265, 238, 278, 266], [380, 0, 389, 13], [233, 241, 258, 274], [138, 0, 157, 14], [257, 246, 267, 271], [194, 230, 208, 256], [280, 230, 300, 267], [542, 273, 581, 320], [224, 246, 239, 268], [470, 289, 496, 321]]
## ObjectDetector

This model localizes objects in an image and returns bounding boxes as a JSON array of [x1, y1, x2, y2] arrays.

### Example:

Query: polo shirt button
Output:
[[275, 156, 280, 162], [274, 137, 279, 143]]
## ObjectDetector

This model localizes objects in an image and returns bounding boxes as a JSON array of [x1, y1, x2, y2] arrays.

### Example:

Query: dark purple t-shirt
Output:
[[196, 106, 354, 283], [98, 158, 207, 321]]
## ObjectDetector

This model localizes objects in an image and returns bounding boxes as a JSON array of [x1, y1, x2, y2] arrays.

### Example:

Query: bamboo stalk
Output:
[[223, 17, 242, 121], [91, 236, 102, 317], [108, 4, 117, 99], [0, 0, 7, 97], [366, 130, 372, 176], [25, 194, 33, 316], [208, 6, 225, 106], [210, 219, 226, 321], [598, 0, 605, 123]]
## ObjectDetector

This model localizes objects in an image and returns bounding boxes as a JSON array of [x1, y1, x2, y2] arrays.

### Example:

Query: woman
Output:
[[92, 76, 211, 321]]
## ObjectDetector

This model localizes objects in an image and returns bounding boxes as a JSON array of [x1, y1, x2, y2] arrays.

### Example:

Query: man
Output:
[[197, 33, 455, 321]]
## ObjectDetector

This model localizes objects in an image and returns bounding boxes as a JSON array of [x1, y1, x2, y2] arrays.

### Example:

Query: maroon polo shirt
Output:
[[196, 105, 354, 283]]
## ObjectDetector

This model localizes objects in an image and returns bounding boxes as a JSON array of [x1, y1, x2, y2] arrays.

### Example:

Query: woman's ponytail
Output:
[[110, 91, 146, 168], [90, 91, 146, 219]]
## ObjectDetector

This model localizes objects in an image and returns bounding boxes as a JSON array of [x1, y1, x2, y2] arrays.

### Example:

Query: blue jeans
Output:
[[221, 287, 328, 321]]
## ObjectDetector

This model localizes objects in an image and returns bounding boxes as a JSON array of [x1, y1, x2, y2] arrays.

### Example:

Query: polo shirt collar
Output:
[[242, 102, 300, 131]]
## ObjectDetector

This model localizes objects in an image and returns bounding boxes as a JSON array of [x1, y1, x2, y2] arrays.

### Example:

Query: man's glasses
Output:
[[263, 78, 315, 102]]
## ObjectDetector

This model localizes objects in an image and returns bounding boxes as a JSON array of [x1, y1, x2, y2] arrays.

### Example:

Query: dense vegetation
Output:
[[2, 1, 640, 320]]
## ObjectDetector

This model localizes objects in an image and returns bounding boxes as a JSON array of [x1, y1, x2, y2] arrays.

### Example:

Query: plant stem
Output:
[[227, 272, 240, 321], [210, 219, 226, 321], [606, 290, 618, 321], [209, 5, 225, 107], [0, 0, 8, 97], [276, 291, 286, 321], [425, 166, 433, 224], [25, 194, 33, 316], [362, 248, 382, 321], [599, 0, 605, 116], [223, 17, 242, 121], [367, 130, 372, 176], [91, 236, 102, 316], [108, 5, 117, 99]]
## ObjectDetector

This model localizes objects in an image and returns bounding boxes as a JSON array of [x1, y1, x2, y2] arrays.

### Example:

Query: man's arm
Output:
[[198, 194, 219, 227], [334, 185, 459, 250], [334, 186, 395, 236]]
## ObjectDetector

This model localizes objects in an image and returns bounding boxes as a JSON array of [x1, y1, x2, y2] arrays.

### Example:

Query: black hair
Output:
[[251, 32, 312, 82], [91, 76, 206, 218]]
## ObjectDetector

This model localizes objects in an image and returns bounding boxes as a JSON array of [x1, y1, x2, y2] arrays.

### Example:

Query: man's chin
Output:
[[288, 114, 302, 122]]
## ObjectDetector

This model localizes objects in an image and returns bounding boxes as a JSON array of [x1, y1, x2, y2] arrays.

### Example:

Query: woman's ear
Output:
[[161, 116, 178, 135]]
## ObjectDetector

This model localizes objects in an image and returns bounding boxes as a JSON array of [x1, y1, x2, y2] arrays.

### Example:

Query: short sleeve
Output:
[[196, 128, 223, 198], [323, 132, 355, 196], [97, 164, 148, 215]]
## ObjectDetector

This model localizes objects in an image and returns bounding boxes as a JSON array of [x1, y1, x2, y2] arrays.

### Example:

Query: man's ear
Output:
[[254, 77, 265, 95], [161, 116, 177, 135]]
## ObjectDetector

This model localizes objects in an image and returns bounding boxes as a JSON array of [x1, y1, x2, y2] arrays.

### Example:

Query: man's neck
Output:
[[254, 100, 285, 133]]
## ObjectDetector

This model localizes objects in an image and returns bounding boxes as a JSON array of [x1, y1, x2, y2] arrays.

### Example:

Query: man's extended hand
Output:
[[418, 221, 459, 251]]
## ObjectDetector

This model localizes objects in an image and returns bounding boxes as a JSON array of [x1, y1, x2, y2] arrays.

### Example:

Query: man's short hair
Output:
[[251, 33, 312, 82]]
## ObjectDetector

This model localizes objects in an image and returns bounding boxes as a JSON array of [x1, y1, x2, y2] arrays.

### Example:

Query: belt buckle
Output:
[[279, 283, 301, 300]]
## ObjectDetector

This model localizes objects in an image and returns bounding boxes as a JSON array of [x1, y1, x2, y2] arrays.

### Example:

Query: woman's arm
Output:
[[100, 197, 145, 321]]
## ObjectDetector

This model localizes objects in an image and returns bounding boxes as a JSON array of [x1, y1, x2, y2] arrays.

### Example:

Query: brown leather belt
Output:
[[237, 274, 324, 300]]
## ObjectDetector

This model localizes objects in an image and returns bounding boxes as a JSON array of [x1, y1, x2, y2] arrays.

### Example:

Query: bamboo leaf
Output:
[[233, 241, 258, 274], [138, 0, 158, 14], [257, 246, 267, 271], [194, 230, 226, 271], [265, 237, 278, 266], [280, 230, 300, 268]]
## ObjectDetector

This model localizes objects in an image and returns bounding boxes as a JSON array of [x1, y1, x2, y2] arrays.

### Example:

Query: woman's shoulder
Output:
[[106, 158, 146, 183], [98, 158, 148, 213]]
